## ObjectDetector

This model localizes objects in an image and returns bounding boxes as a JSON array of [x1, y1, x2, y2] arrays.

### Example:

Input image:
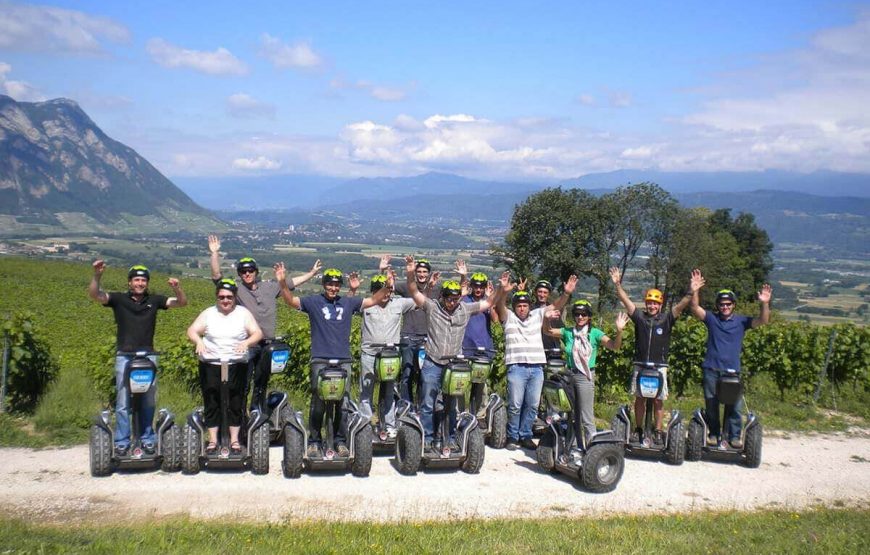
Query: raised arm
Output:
[[542, 309, 563, 338], [600, 312, 628, 351], [165, 278, 187, 308], [455, 259, 469, 295], [405, 255, 428, 307], [752, 284, 772, 328], [672, 269, 704, 317], [478, 271, 511, 312], [548, 274, 577, 312], [362, 271, 393, 309], [288, 259, 322, 289], [486, 280, 500, 324], [347, 271, 361, 297], [208, 234, 223, 280], [88, 259, 110, 305], [378, 254, 392, 274], [494, 271, 515, 322], [688, 268, 707, 321], [610, 266, 636, 315], [276, 262, 302, 309]]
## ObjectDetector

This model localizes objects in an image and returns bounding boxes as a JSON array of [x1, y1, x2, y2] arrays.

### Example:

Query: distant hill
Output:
[[0, 95, 221, 236]]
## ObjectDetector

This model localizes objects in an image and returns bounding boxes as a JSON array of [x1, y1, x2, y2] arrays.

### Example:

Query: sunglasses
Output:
[[718, 302, 734, 307], [239, 269, 256, 275], [217, 294, 235, 300]]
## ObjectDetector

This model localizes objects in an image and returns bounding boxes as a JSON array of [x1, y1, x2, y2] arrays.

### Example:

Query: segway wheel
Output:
[[461, 427, 486, 474], [663, 420, 685, 466], [351, 425, 374, 477], [536, 429, 556, 473], [487, 405, 507, 449], [395, 425, 422, 476], [251, 423, 270, 475], [160, 424, 182, 472], [580, 443, 624, 493], [685, 419, 704, 462], [181, 425, 201, 475], [743, 421, 763, 468], [610, 414, 628, 443], [271, 406, 294, 445], [282, 425, 304, 479], [89, 425, 113, 477]]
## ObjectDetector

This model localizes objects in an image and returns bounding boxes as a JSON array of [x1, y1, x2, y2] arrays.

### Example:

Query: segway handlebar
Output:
[[632, 361, 669, 369]]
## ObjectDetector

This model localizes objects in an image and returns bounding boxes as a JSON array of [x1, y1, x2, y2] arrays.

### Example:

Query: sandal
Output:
[[230, 441, 242, 455], [205, 442, 218, 455]]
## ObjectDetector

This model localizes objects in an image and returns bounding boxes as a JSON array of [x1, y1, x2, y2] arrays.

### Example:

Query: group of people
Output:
[[89, 234, 772, 457]]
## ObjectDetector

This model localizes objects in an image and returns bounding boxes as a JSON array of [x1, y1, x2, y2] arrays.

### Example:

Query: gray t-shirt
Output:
[[216, 277, 282, 339], [393, 281, 438, 337], [361, 297, 417, 355], [422, 298, 481, 365]]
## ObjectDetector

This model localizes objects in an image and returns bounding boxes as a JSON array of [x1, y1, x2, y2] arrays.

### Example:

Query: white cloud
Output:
[[330, 76, 412, 102], [0, 62, 46, 101], [259, 34, 322, 69], [608, 90, 633, 108], [576, 94, 596, 106], [226, 93, 276, 119], [146, 38, 247, 76], [231, 156, 283, 171], [0, 1, 129, 54]]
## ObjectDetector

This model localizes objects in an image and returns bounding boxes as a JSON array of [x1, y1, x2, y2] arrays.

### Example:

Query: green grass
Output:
[[0, 508, 867, 554]]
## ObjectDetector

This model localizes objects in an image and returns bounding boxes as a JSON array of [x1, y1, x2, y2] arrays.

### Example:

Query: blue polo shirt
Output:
[[461, 294, 494, 356], [702, 311, 753, 371], [300, 294, 364, 359]]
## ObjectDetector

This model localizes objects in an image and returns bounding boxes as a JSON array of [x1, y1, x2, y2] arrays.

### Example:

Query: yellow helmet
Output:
[[645, 288, 664, 304]]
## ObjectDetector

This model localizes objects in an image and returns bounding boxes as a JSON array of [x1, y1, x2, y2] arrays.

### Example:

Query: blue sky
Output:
[[1, 1, 868, 181]]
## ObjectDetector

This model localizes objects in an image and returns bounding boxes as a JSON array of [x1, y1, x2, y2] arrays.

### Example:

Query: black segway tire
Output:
[[664, 420, 685, 465], [395, 425, 422, 476], [271, 406, 293, 445], [89, 425, 113, 477], [581, 443, 624, 493], [536, 429, 556, 473], [351, 425, 374, 477], [685, 419, 704, 462], [181, 425, 201, 475], [251, 423, 270, 475], [461, 427, 486, 474], [744, 422, 763, 468], [282, 425, 305, 478], [160, 424, 182, 472], [610, 414, 627, 443], [487, 405, 507, 449]]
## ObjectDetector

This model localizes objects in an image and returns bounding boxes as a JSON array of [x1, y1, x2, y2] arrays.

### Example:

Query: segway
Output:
[[536, 364, 624, 493], [181, 356, 271, 475], [281, 359, 373, 477], [367, 343, 403, 450], [394, 356, 485, 475], [250, 337, 291, 445], [611, 362, 684, 465], [90, 351, 181, 476], [685, 368, 762, 468], [468, 347, 507, 448], [533, 348, 565, 437]]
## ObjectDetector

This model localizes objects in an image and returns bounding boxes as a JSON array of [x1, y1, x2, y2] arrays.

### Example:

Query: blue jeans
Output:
[[506, 363, 544, 441], [399, 335, 426, 404], [419, 358, 457, 442], [703, 368, 744, 441], [114, 355, 157, 448]]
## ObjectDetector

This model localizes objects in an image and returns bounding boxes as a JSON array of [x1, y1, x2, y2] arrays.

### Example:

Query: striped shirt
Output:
[[504, 307, 547, 365], [422, 298, 481, 364]]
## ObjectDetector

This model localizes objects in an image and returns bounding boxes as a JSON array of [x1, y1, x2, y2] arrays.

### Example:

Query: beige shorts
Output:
[[629, 364, 669, 400]]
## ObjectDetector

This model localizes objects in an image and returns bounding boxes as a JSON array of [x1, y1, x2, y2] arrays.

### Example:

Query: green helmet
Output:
[[512, 290, 532, 306], [535, 279, 553, 292], [415, 259, 432, 271], [441, 280, 462, 297], [572, 299, 592, 317], [322, 268, 343, 285], [216, 278, 238, 294], [370, 274, 388, 292], [127, 265, 150, 280], [469, 272, 488, 287], [236, 257, 258, 274], [716, 289, 737, 305]]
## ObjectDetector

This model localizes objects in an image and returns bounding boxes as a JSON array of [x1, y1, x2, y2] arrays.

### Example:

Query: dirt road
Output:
[[1, 432, 868, 524]]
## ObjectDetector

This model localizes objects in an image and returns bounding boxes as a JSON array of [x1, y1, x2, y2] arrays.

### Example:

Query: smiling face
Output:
[[440, 293, 461, 313], [238, 268, 257, 286], [323, 282, 341, 300], [415, 266, 430, 284], [645, 299, 662, 316], [471, 283, 486, 300], [717, 300, 735, 317], [573, 311, 590, 327], [128, 276, 148, 296], [535, 287, 550, 304], [216, 290, 236, 313]]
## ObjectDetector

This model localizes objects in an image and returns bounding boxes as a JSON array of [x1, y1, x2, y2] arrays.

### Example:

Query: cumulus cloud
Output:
[[232, 156, 283, 171], [259, 34, 322, 69], [146, 38, 247, 76], [0, 1, 129, 54], [0, 62, 46, 101], [226, 93, 276, 119]]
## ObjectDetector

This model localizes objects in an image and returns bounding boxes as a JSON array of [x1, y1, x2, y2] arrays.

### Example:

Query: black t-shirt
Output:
[[105, 292, 168, 351], [630, 309, 677, 365]]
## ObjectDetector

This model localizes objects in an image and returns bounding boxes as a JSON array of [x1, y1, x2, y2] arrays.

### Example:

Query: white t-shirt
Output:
[[199, 305, 256, 363], [503, 307, 547, 365]]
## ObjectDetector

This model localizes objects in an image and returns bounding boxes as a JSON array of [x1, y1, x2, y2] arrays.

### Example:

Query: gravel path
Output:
[[1, 432, 868, 524]]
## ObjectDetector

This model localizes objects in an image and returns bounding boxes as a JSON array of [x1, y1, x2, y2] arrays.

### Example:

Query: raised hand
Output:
[[518, 277, 528, 291], [455, 259, 468, 277], [690, 268, 705, 293], [499, 271, 514, 292], [348, 271, 361, 291], [609, 266, 621, 285], [615, 311, 629, 331], [387, 270, 396, 289], [92, 259, 106, 275], [757, 284, 772, 303], [564, 274, 579, 294], [429, 271, 441, 287], [208, 234, 221, 254], [545, 309, 561, 320], [404, 255, 416, 275], [310, 259, 323, 274], [273, 262, 286, 283], [486, 280, 495, 297], [379, 254, 392, 272], [168, 277, 180, 289]]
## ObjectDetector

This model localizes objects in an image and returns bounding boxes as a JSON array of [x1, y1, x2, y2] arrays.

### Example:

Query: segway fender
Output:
[[266, 391, 288, 420], [482, 393, 503, 429], [586, 430, 622, 447], [93, 410, 112, 434], [247, 408, 270, 439], [745, 412, 759, 431], [187, 409, 206, 435], [395, 399, 413, 420], [155, 408, 175, 434], [666, 409, 683, 431], [456, 411, 479, 451]]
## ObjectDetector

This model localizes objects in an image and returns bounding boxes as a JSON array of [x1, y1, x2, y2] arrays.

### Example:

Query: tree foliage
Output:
[[1, 312, 59, 413]]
